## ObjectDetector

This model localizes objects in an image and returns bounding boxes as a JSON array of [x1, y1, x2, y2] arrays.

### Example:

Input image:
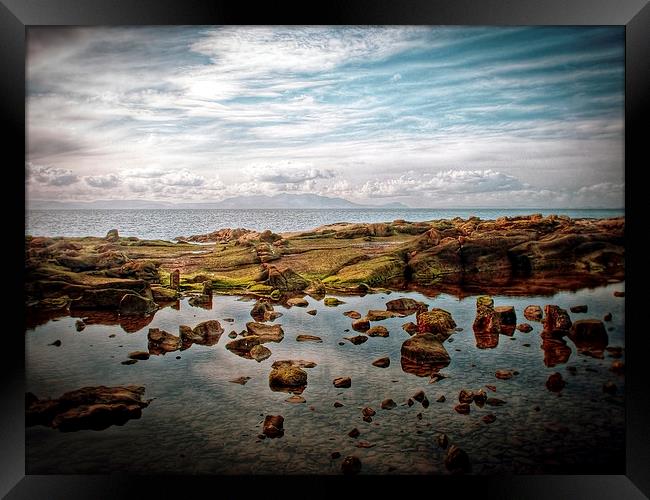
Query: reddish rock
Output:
[[262, 415, 284, 438], [147, 328, 181, 355], [286, 297, 309, 307], [285, 395, 306, 403], [402, 322, 418, 335], [485, 385, 496, 392], [344, 335, 368, 345], [386, 298, 428, 315], [458, 389, 474, 404], [367, 310, 401, 321], [400, 333, 451, 377], [306, 309, 317, 316], [495, 369, 514, 380], [229, 376, 251, 385], [486, 398, 506, 406], [603, 312, 613, 322], [348, 427, 360, 438], [473, 389, 487, 406], [341, 455, 362, 475], [543, 305, 572, 332], [542, 337, 572, 367], [362, 407, 376, 417], [613, 291, 625, 298], [128, 351, 149, 360], [334, 401, 344, 408], [333, 377, 352, 388], [437, 433, 449, 449], [380, 399, 396, 410], [416, 308, 457, 340], [517, 323, 533, 333], [372, 357, 390, 368], [482, 414, 497, 424], [524, 305, 543, 322], [366, 326, 389, 337], [269, 364, 308, 392], [351, 318, 370, 332], [570, 305, 588, 313], [454, 403, 470, 414], [250, 344, 272, 362], [546, 372, 566, 392], [343, 310, 362, 319], [436, 395, 446, 403], [494, 305, 517, 335], [245, 322, 284, 342], [296, 334, 322, 343], [445, 445, 471, 473]]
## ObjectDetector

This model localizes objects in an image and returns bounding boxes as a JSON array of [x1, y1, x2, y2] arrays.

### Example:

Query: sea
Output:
[[25, 208, 624, 241]]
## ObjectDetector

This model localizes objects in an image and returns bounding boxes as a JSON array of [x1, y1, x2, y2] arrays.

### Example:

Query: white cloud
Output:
[[28, 163, 79, 186], [85, 173, 121, 188]]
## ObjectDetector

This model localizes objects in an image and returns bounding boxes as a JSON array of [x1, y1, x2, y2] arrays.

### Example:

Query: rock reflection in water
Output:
[[400, 356, 450, 377], [474, 330, 499, 349], [70, 310, 157, 333], [541, 337, 572, 367]]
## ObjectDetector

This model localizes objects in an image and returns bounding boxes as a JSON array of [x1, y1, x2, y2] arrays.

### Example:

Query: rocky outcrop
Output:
[[118, 293, 158, 316], [543, 305, 572, 333], [26, 385, 150, 431], [472, 296, 500, 348], [524, 305, 543, 321], [265, 265, 309, 291]]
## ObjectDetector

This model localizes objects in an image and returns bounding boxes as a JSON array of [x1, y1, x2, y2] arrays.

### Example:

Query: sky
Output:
[[26, 26, 624, 208]]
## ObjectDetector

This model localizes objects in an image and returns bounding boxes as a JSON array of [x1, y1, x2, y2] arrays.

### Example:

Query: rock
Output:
[[296, 334, 322, 343], [362, 407, 376, 417], [412, 390, 426, 403], [366, 310, 401, 321], [570, 305, 588, 313], [603, 312, 613, 322], [421, 396, 430, 408], [331, 451, 341, 459], [334, 401, 344, 408], [128, 351, 149, 360], [324, 297, 345, 307], [287, 297, 309, 307], [245, 322, 284, 342], [458, 389, 474, 404], [517, 323, 533, 333], [345, 335, 368, 345], [385, 297, 427, 315], [228, 331, 237, 339], [26, 385, 149, 431], [286, 395, 306, 403], [351, 317, 370, 332], [416, 308, 457, 340], [181, 320, 224, 347], [188, 294, 212, 309], [613, 291, 625, 297], [472, 296, 500, 348], [348, 428, 360, 438], [485, 385, 496, 392], [306, 309, 317, 315], [49, 340, 62, 347], [473, 390, 487, 406], [381, 399, 396, 410], [402, 322, 418, 335], [225, 337, 262, 358], [250, 344, 272, 362], [372, 357, 390, 368], [407, 399, 414, 407], [341, 456, 362, 475], [603, 381, 617, 394], [610, 360, 624, 374], [272, 359, 317, 369], [436, 433, 449, 449], [269, 365, 307, 392], [147, 328, 181, 355], [251, 301, 281, 322], [105, 229, 119, 242], [436, 395, 446, 402], [543, 305, 572, 332], [494, 306, 517, 335], [568, 320, 608, 357], [229, 376, 251, 385], [445, 445, 471, 474], [202, 281, 213, 296], [495, 369, 514, 380], [262, 415, 284, 438], [401, 334, 451, 374], [343, 310, 362, 319], [486, 398, 506, 406], [333, 377, 351, 388], [366, 326, 389, 337], [75, 320, 85, 332], [546, 372, 566, 392], [524, 305, 543, 321], [482, 414, 497, 424], [454, 403, 470, 414]]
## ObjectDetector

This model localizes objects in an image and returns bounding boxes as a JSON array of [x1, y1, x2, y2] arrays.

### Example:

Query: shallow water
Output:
[[26, 283, 625, 475]]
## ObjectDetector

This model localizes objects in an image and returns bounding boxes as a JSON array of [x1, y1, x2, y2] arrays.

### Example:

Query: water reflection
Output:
[[541, 337, 572, 367], [474, 330, 499, 349], [70, 310, 156, 333], [400, 356, 450, 377]]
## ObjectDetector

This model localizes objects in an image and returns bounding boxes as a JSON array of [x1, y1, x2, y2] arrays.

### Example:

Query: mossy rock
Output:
[[323, 255, 405, 287]]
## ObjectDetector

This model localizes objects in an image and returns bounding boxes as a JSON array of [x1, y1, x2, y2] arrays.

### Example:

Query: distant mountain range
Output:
[[28, 193, 409, 210]]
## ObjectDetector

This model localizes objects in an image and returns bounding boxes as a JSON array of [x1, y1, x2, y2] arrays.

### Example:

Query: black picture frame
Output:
[[3, 1, 648, 498]]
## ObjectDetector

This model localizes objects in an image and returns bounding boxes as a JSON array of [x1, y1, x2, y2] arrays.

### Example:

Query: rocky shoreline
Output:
[[25, 215, 624, 326]]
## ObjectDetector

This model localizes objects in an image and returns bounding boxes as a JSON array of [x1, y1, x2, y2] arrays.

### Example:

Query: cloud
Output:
[[28, 164, 79, 186], [247, 163, 336, 185], [85, 173, 122, 188], [357, 169, 526, 198]]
